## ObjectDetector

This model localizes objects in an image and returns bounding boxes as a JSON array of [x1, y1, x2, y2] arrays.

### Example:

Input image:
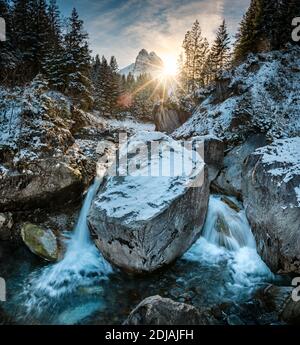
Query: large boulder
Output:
[[89, 132, 209, 273], [21, 222, 59, 261], [124, 296, 211, 325], [213, 134, 267, 198], [242, 137, 300, 273]]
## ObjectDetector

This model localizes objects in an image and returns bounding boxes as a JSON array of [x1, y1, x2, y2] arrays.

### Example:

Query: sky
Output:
[[57, 0, 250, 68]]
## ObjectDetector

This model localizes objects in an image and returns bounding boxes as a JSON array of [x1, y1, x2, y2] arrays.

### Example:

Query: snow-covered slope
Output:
[[174, 46, 300, 143], [120, 49, 163, 78]]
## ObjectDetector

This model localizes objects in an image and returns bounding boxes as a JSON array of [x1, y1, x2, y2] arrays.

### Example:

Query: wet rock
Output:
[[0, 157, 89, 212], [21, 223, 59, 261], [212, 134, 267, 199], [89, 131, 209, 273], [124, 296, 214, 325], [0, 213, 13, 241], [260, 285, 300, 324], [192, 135, 224, 183], [220, 196, 242, 213], [242, 137, 300, 274], [215, 215, 231, 237]]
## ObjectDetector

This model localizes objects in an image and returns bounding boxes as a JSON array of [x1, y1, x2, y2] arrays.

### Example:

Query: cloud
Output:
[[58, 0, 250, 68]]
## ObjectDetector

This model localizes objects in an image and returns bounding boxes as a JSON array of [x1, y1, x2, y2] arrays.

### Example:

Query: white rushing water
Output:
[[21, 178, 112, 314], [19, 191, 273, 321], [184, 195, 273, 296]]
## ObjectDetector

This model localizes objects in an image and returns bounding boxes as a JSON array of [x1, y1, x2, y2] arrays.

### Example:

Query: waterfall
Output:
[[184, 195, 274, 296], [71, 178, 101, 249], [21, 178, 112, 314], [202, 195, 256, 251]]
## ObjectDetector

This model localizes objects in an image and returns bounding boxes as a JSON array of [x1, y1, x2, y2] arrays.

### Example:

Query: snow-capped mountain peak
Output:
[[120, 49, 163, 77]]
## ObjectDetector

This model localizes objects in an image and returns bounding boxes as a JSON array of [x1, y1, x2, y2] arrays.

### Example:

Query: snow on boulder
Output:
[[242, 137, 300, 274], [88, 131, 209, 273]]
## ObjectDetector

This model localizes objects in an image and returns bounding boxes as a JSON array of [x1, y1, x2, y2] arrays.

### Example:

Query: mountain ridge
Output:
[[120, 49, 164, 77]]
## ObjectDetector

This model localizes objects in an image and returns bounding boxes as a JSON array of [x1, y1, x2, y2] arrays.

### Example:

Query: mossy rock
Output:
[[215, 215, 231, 237], [21, 223, 58, 261]]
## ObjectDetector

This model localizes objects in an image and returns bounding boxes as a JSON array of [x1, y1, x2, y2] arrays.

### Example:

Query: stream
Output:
[[0, 177, 281, 325]]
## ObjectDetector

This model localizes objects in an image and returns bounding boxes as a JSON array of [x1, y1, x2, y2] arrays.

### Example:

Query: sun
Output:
[[162, 55, 177, 77]]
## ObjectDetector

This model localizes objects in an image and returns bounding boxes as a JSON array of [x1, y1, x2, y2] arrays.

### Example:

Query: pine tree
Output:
[[64, 8, 93, 110], [12, 0, 38, 82], [91, 54, 101, 85], [131, 73, 155, 121], [42, 0, 65, 90], [108, 56, 120, 115], [233, 0, 259, 62], [209, 20, 231, 80], [126, 73, 135, 92], [233, 0, 299, 62], [0, 0, 17, 85], [279, 0, 300, 47], [94, 56, 111, 115], [176, 53, 188, 98], [34, 0, 51, 74], [182, 20, 209, 92]]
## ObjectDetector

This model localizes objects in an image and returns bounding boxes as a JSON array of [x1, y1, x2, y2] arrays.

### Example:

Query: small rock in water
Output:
[[21, 223, 58, 261], [124, 295, 203, 325], [215, 215, 231, 237], [220, 196, 241, 213]]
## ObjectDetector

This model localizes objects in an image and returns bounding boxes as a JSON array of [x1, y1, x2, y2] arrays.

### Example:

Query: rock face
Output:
[[0, 86, 95, 212], [120, 49, 163, 78], [153, 103, 191, 134], [0, 158, 86, 211], [0, 213, 13, 241], [89, 132, 209, 273], [260, 285, 300, 324], [21, 223, 59, 261], [173, 47, 300, 144], [124, 296, 204, 325], [242, 137, 300, 273], [193, 135, 224, 183], [172, 134, 224, 183], [213, 134, 267, 198]]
